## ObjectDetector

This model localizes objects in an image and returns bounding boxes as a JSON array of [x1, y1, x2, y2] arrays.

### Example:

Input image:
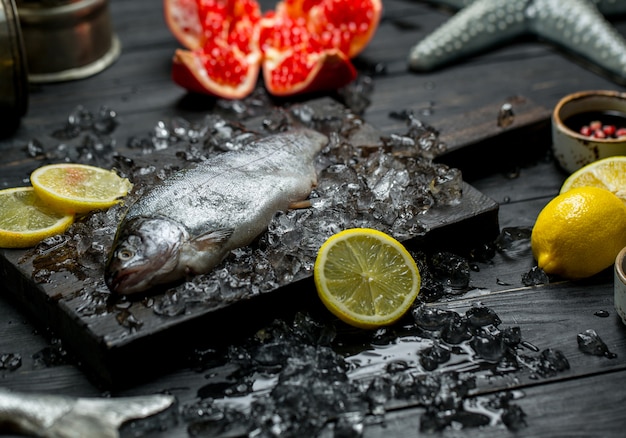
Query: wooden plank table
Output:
[[1, 0, 626, 436]]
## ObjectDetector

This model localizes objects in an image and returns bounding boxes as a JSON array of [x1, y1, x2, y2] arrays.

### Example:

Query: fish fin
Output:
[[191, 228, 234, 250], [289, 200, 312, 209]]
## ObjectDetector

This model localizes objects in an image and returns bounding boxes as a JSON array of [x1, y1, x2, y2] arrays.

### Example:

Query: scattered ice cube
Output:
[[522, 266, 549, 286], [419, 341, 452, 371], [430, 251, 471, 293], [497, 102, 515, 128], [494, 227, 532, 258], [466, 304, 502, 328], [412, 304, 458, 331], [0, 352, 22, 371], [471, 329, 505, 362], [577, 329, 617, 358]]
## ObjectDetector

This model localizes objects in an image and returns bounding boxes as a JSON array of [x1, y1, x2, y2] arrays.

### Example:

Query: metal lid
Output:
[[17, 0, 121, 83], [0, 0, 28, 135]]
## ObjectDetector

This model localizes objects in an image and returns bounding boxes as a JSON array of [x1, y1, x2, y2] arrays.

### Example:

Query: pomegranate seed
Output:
[[603, 125, 616, 136], [616, 128, 626, 137], [580, 126, 592, 136], [589, 120, 602, 131], [593, 129, 606, 139]]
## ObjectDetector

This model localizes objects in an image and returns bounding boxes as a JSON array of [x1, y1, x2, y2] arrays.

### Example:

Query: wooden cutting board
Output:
[[0, 98, 500, 387]]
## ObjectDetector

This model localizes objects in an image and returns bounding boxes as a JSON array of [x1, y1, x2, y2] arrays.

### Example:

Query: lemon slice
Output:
[[560, 156, 626, 202], [314, 228, 421, 329], [30, 163, 133, 214], [0, 187, 75, 248]]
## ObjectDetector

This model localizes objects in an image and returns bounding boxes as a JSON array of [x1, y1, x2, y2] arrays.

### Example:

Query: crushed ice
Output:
[[176, 303, 571, 435]]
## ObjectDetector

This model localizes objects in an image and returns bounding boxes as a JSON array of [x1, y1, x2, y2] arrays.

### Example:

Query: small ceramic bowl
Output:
[[552, 90, 626, 173], [615, 247, 626, 326]]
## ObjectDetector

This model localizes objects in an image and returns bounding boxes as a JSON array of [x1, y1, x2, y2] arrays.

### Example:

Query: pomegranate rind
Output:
[[172, 49, 261, 100], [263, 48, 356, 96], [164, 0, 203, 50]]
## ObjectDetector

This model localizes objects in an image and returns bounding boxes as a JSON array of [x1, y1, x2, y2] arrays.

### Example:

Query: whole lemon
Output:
[[531, 186, 626, 279]]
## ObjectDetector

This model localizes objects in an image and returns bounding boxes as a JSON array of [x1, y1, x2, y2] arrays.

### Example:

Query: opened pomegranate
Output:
[[164, 0, 382, 99], [167, 0, 262, 99]]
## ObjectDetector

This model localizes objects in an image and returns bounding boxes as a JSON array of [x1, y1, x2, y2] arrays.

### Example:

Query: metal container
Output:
[[0, 0, 28, 135], [16, 0, 120, 82]]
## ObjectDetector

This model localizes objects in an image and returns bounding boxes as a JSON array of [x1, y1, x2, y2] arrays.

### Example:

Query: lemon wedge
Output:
[[314, 228, 421, 329], [0, 187, 75, 248], [560, 156, 626, 202], [30, 163, 133, 214]]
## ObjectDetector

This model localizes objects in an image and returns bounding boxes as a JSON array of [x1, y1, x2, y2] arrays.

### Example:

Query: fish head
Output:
[[105, 216, 188, 295]]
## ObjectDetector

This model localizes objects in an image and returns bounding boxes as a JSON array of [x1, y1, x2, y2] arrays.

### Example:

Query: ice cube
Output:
[[419, 341, 452, 371], [577, 329, 617, 358], [441, 314, 473, 344], [430, 251, 471, 292], [0, 353, 22, 371], [412, 304, 459, 331], [494, 227, 532, 257], [522, 266, 549, 286], [470, 330, 505, 362], [466, 305, 502, 328]]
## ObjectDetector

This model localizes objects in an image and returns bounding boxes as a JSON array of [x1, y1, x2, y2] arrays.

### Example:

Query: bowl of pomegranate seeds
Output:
[[552, 90, 626, 173]]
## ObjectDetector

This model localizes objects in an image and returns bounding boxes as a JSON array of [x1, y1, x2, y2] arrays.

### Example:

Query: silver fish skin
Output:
[[0, 388, 175, 438], [105, 128, 328, 295]]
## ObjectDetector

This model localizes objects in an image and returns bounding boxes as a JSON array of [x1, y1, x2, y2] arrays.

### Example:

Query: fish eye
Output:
[[118, 249, 135, 261]]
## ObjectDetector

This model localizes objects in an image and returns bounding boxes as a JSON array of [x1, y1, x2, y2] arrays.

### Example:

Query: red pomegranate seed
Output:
[[616, 127, 626, 137], [580, 126, 592, 136], [589, 120, 602, 131], [603, 125, 616, 136], [593, 129, 607, 139]]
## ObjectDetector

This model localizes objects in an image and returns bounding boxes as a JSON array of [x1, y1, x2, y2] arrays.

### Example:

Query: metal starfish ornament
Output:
[[409, 0, 626, 82]]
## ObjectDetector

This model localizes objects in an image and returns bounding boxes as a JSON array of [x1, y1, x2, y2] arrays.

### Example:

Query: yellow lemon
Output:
[[560, 155, 626, 202], [314, 228, 421, 329], [30, 163, 133, 214], [0, 187, 74, 248], [531, 186, 626, 279]]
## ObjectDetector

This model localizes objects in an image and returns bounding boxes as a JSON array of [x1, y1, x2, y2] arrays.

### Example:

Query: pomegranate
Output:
[[168, 0, 262, 99], [164, 0, 382, 99]]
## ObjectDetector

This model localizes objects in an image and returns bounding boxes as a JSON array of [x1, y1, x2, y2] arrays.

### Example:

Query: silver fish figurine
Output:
[[0, 387, 175, 438], [105, 128, 328, 295]]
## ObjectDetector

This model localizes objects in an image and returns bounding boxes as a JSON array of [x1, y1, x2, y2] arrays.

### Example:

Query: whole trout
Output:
[[105, 128, 328, 295]]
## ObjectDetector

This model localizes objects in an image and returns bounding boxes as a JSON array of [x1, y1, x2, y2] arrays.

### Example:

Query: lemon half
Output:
[[31, 163, 133, 214], [314, 228, 421, 329], [560, 156, 626, 202], [0, 187, 75, 248]]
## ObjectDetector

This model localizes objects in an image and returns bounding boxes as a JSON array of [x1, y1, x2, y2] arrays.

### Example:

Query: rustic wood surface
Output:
[[1, 0, 626, 436]]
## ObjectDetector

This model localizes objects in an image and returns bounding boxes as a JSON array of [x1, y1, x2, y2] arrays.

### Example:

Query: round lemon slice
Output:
[[560, 156, 626, 202], [30, 163, 133, 214], [0, 187, 75, 248], [314, 228, 421, 329]]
